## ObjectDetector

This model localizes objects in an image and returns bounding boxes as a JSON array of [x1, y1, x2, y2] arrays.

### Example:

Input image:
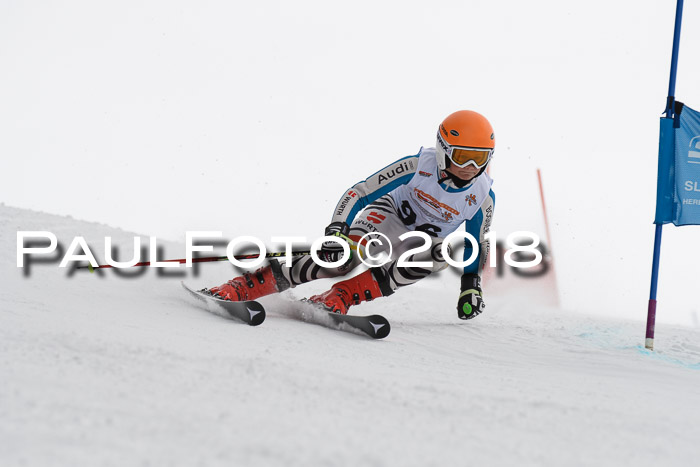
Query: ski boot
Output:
[[208, 261, 290, 302], [307, 269, 393, 314]]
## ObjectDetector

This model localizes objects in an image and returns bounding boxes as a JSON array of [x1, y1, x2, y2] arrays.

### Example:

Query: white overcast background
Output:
[[1, 0, 700, 324]]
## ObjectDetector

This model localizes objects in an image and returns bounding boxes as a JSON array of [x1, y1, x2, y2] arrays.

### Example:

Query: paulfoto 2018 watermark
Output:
[[16, 230, 543, 270]]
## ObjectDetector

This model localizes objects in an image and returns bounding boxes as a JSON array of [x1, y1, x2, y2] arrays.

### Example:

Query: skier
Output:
[[208, 110, 496, 320]]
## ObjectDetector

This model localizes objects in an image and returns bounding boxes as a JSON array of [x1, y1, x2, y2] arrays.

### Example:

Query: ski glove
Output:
[[457, 273, 485, 320], [320, 221, 353, 265]]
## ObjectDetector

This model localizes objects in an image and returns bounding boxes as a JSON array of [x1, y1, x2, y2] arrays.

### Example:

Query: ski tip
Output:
[[246, 302, 266, 326], [212, 297, 266, 326], [367, 316, 391, 339]]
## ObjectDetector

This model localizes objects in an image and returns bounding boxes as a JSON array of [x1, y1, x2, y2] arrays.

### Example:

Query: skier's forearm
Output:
[[462, 189, 495, 276], [329, 154, 419, 225]]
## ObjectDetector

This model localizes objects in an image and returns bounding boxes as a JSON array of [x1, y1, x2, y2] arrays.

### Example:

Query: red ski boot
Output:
[[208, 262, 290, 302], [308, 269, 388, 314]]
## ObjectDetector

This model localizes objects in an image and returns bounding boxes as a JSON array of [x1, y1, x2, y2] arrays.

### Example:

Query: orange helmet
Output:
[[436, 110, 495, 171]]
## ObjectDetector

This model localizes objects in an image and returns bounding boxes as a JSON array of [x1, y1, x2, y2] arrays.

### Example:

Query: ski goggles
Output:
[[437, 133, 493, 169]]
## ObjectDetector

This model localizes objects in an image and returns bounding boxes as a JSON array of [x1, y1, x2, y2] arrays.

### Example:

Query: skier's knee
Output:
[[428, 241, 449, 272]]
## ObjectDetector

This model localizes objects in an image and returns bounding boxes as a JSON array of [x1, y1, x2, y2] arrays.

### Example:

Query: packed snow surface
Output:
[[2, 205, 700, 466]]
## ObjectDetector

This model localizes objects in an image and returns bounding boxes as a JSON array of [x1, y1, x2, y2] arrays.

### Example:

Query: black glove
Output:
[[320, 222, 353, 264], [457, 273, 485, 320]]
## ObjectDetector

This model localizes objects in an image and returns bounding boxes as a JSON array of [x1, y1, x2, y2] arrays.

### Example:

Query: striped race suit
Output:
[[279, 147, 495, 295]]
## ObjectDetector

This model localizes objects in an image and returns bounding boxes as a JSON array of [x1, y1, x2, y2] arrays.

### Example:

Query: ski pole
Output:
[[78, 250, 312, 271]]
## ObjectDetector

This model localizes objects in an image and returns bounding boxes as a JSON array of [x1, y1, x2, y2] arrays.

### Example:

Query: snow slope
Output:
[[2, 204, 700, 467]]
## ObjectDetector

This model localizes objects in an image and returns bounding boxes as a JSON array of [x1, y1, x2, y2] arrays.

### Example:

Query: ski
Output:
[[180, 282, 387, 336], [181, 282, 266, 326], [326, 312, 391, 339], [292, 300, 391, 339]]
